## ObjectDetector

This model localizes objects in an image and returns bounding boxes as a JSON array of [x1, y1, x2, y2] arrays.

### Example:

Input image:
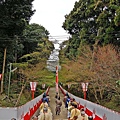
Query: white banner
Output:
[[0, 74, 2, 80], [42, 84, 46, 89], [81, 82, 89, 91], [30, 82, 37, 91]]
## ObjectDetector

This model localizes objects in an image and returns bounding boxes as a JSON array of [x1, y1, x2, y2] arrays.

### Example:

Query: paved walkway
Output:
[[31, 87, 68, 120], [49, 87, 68, 120]]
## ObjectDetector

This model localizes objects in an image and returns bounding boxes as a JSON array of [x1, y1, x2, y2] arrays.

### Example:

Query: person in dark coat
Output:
[[42, 93, 49, 103], [66, 95, 70, 108], [55, 92, 59, 99]]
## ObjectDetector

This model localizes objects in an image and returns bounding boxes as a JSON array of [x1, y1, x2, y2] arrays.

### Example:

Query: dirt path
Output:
[[31, 87, 68, 120], [49, 87, 68, 120]]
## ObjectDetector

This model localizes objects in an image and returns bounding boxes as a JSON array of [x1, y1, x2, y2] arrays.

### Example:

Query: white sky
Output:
[[30, 0, 78, 40]]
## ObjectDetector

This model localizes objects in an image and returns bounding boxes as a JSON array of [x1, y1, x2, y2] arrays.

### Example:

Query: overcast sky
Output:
[[30, 0, 78, 40]]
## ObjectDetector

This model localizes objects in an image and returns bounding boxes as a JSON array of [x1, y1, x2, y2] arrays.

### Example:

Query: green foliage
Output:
[[103, 95, 120, 112], [19, 54, 31, 62], [22, 23, 50, 55], [0, 0, 35, 71], [0, 0, 54, 72], [18, 94, 31, 106], [0, 0, 35, 45], [0, 99, 15, 107], [13, 63, 28, 69], [116, 80, 120, 86], [62, 0, 120, 59], [114, 7, 120, 26], [28, 59, 39, 65]]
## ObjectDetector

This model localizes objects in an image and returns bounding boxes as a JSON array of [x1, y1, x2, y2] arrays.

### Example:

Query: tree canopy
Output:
[[0, 0, 35, 72], [0, 0, 54, 72], [62, 0, 120, 58], [0, 0, 35, 39], [22, 23, 50, 55]]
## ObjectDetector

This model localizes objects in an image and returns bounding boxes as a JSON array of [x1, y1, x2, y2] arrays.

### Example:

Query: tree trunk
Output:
[[14, 82, 26, 107], [92, 82, 100, 104], [1, 48, 7, 93]]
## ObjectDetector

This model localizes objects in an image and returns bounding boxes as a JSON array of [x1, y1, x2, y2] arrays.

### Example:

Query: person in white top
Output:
[[38, 107, 52, 120], [77, 111, 88, 120]]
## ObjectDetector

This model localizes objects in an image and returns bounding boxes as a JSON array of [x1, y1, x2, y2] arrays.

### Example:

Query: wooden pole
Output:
[[8, 63, 12, 98], [1, 48, 7, 93], [15, 82, 26, 107]]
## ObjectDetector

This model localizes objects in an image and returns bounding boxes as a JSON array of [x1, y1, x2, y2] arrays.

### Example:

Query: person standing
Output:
[[77, 111, 88, 120], [55, 96, 62, 115], [42, 93, 49, 104], [63, 93, 69, 108], [39, 100, 49, 113], [65, 95, 71, 109], [67, 99, 74, 119], [38, 107, 52, 120], [46, 94, 50, 106], [69, 103, 80, 120], [72, 98, 78, 107], [55, 92, 59, 99]]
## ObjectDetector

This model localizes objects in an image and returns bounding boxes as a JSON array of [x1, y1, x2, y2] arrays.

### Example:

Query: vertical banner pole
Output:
[[84, 91, 86, 100], [56, 66, 58, 93], [81, 82, 88, 100], [32, 91, 34, 99], [84, 83, 86, 100], [30, 82, 37, 100]]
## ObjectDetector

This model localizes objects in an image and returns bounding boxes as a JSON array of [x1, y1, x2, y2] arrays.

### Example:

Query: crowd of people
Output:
[[38, 93, 52, 120], [63, 92, 93, 120], [32, 92, 52, 120], [32, 92, 93, 120]]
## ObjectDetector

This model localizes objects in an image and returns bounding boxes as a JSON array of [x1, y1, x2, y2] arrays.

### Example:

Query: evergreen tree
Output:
[[62, 0, 120, 58], [0, 0, 35, 71]]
